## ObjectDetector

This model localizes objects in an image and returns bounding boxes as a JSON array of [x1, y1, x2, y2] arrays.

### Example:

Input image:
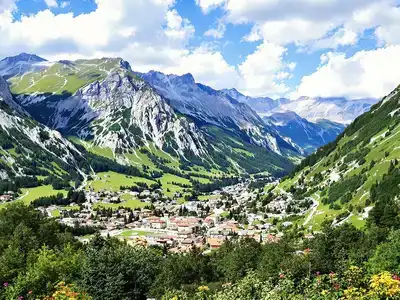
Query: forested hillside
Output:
[[271, 84, 400, 229]]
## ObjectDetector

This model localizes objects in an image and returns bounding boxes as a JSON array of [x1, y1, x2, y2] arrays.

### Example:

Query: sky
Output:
[[1, 0, 400, 100]]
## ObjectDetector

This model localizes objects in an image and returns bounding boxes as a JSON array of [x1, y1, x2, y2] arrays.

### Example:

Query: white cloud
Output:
[[294, 46, 400, 99], [0, 0, 16, 13], [195, 0, 225, 13], [204, 20, 226, 39], [165, 9, 195, 41], [164, 46, 241, 89], [242, 25, 261, 42], [60, 1, 69, 8], [0, 0, 180, 58], [200, 0, 399, 50], [44, 0, 58, 8], [0, 0, 247, 94], [237, 42, 295, 97], [194, 0, 400, 98], [259, 19, 335, 46]]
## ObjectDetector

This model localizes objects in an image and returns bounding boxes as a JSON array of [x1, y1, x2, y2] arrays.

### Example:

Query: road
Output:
[[17, 190, 29, 200], [303, 193, 320, 226]]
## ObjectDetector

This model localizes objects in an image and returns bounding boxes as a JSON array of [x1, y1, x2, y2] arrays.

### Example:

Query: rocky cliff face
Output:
[[2, 55, 298, 175], [138, 70, 299, 156], [0, 76, 83, 178], [221, 88, 290, 115], [12, 64, 208, 158]]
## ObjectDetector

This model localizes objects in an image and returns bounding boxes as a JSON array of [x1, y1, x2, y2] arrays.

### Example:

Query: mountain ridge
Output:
[[263, 111, 345, 154], [0, 54, 297, 176], [272, 83, 400, 229]]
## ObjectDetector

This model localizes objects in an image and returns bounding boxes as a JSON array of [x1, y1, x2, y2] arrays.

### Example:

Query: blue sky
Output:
[[1, 0, 400, 99]]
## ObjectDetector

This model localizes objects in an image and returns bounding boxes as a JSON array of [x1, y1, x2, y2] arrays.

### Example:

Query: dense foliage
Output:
[[1, 200, 400, 299]]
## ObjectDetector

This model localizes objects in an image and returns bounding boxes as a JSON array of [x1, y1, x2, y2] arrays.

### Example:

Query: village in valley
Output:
[[0, 172, 316, 253]]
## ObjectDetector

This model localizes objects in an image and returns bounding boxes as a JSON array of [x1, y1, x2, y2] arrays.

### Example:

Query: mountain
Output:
[[275, 96, 378, 124], [0, 76, 84, 180], [222, 88, 290, 115], [221, 90, 355, 154], [138, 71, 300, 158], [223, 89, 377, 125], [273, 84, 400, 228], [1, 55, 297, 176], [10, 59, 207, 157], [0, 53, 49, 78], [263, 111, 345, 154]]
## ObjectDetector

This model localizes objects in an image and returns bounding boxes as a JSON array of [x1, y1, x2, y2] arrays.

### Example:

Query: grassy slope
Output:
[[9, 58, 121, 96], [275, 86, 400, 229], [0, 186, 68, 209], [87, 172, 156, 192]]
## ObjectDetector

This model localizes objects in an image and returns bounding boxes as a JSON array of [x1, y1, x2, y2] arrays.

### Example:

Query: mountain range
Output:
[[221, 87, 377, 154], [222, 88, 377, 125], [0, 53, 299, 180], [0, 53, 380, 182], [263, 112, 346, 155]]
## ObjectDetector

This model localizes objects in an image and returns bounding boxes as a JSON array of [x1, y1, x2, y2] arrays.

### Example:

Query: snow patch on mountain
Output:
[[272, 97, 377, 124], [222, 88, 290, 116], [0, 53, 49, 78], [264, 111, 345, 154], [138, 71, 299, 156], [13, 69, 208, 158]]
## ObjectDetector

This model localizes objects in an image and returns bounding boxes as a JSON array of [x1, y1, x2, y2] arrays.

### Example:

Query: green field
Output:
[[160, 173, 191, 198], [190, 176, 212, 184], [119, 229, 156, 237], [87, 172, 156, 192], [0, 185, 68, 209], [51, 205, 80, 217], [20, 185, 68, 205], [10, 58, 122, 95], [94, 194, 148, 210], [50, 210, 61, 217]]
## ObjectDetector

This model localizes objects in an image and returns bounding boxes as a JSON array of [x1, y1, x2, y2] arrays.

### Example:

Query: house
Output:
[[207, 237, 224, 249], [130, 191, 140, 197], [264, 234, 281, 244], [204, 217, 215, 227], [140, 190, 151, 197], [150, 219, 167, 229], [0, 195, 11, 202], [156, 236, 177, 246]]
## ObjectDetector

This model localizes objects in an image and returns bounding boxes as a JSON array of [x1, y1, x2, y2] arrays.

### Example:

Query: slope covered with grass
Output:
[[274, 84, 400, 228]]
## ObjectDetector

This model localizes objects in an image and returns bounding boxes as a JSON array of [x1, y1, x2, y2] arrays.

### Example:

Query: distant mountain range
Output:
[[263, 111, 345, 155], [222, 88, 290, 115], [274, 96, 377, 124], [221, 88, 378, 153], [222, 88, 377, 125]]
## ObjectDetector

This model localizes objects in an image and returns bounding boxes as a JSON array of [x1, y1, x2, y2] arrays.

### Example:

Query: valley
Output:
[[0, 53, 388, 242], [0, 52, 398, 299], [3, 0, 400, 297]]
